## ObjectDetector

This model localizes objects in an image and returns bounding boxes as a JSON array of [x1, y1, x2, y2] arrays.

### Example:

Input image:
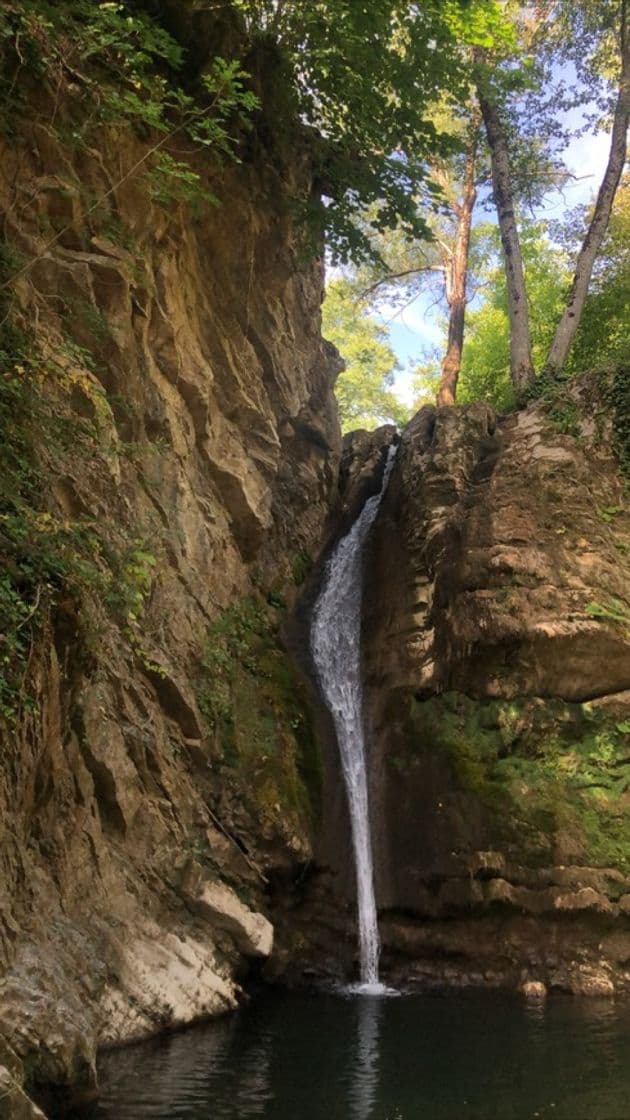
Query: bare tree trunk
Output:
[[437, 114, 480, 406], [546, 0, 629, 375], [477, 86, 535, 394]]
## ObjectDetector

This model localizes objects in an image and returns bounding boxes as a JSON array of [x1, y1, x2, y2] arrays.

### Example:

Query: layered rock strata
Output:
[[279, 377, 630, 996], [0, 83, 340, 1113]]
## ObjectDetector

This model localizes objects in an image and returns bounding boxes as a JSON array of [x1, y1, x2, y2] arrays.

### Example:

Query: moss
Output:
[[405, 691, 630, 870], [291, 550, 313, 586], [196, 596, 321, 836], [0, 303, 168, 722]]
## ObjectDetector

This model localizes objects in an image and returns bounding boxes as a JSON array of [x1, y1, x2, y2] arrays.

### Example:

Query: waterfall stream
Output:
[[310, 444, 397, 988]]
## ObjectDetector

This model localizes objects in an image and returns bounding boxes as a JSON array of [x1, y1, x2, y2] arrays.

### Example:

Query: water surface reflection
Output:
[[62, 989, 630, 1120]]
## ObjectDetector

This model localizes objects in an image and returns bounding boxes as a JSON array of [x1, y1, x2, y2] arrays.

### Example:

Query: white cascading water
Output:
[[310, 444, 397, 988]]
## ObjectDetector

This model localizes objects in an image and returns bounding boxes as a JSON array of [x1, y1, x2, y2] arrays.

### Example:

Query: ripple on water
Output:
[[59, 988, 630, 1120]]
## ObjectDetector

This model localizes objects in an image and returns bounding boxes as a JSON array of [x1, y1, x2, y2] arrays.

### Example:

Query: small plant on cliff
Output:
[[198, 597, 267, 726], [586, 598, 630, 633], [0, 2, 259, 278], [606, 364, 630, 478], [291, 551, 313, 587], [0, 309, 168, 719]]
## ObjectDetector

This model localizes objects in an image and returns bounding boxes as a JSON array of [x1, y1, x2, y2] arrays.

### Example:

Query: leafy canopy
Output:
[[234, 0, 513, 261], [322, 279, 410, 432]]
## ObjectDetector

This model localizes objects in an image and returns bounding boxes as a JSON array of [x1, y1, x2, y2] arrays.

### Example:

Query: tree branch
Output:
[[360, 265, 446, 299]]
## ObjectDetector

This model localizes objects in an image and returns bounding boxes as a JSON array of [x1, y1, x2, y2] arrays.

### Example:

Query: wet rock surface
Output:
[[279, 379, 630, 995], [0, 82, 340, 1106]]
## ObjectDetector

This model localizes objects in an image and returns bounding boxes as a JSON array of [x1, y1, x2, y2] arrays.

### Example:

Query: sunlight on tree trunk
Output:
[[546, 0, 629, 375], [477, 78, 535, 394], [437, 109, 480, 406]]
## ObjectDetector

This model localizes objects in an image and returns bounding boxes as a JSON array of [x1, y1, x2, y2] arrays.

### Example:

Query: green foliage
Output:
[[546, 397, 580, 436], [0, 2, 259, 217], [569, 178, 630, 375], [146, 152, 219, 209], [291, 551, 313, 587], [323, 278, 409, 432], [0, 310, 165, 721], [0, 0, 516, 263], [0, 331, 92, 719], [457, 222, 571, 410], [586, 599, 630, 632], [406, 692, 630, 870], [198, 598, 267, 727], [606, 363, 630, 478], [234, 0, 512, 261], [517, 365, 582, 436]]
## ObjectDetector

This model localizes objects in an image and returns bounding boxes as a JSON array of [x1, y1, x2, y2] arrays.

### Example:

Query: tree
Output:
[[322, 279, 409, 432], [472, 0, 628, 390], [546, 0, 630, 373], [476, 59, 535, 393], [231, 0, 512, 262], [456, 222, 571, 409], [342, 99, 487, 407], [569, 174, 630, 371], [436, 104, 482, 405]]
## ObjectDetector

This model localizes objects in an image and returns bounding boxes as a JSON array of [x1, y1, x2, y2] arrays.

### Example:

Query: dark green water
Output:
[[63, 989, 630, 1120]]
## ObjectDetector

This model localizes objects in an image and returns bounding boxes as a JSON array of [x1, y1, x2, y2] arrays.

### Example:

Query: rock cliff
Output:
[[0, 49, 341, 1114], [280, 373, 630, 998]]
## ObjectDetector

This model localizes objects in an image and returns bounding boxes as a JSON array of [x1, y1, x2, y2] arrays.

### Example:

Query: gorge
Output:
[[0, 3, 628, 1119]]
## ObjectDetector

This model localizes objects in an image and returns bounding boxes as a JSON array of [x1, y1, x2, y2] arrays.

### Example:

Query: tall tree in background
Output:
[[474, 0, 628, 391], [347, 100, 486, 407], [435, 104, 482, 405], [476, 55, 535, 393], [454, 222, 571, 408], [546, 0, 629, 373], [569, 174, 630, 371]]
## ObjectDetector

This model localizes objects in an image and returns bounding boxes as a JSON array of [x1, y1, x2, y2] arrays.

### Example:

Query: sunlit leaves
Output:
[[322, 279, 410, 431], [235, 0, 512, 261]]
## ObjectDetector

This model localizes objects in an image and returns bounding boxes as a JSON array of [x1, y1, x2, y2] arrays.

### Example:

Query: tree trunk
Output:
[[546, 0, 629, 375], [477, 87, 535, 394], [436, 116, 479, 406]]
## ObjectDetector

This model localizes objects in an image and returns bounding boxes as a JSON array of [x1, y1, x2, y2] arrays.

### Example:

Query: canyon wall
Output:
[[0, 60, 341, 1113], [280, 375, 630, 997]]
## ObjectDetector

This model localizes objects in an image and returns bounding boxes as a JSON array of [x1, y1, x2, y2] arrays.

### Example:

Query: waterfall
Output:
[[310, 443, 397, 987]]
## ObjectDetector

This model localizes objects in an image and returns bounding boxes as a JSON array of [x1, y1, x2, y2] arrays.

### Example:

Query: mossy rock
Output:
[[196, 596, 321, 842], [402, 691, 630, 871]]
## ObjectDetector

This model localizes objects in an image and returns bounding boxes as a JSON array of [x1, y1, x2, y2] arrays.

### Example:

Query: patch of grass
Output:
[[586, 598, 630, 633]]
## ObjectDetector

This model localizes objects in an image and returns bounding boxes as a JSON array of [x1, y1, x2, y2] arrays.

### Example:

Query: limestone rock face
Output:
[[0, 83, 340, 1102], [0, 1068, 47, 1120], [282, 380, 630, 995], [180, 860, 274, 958], [360, 379, 630, 990]]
